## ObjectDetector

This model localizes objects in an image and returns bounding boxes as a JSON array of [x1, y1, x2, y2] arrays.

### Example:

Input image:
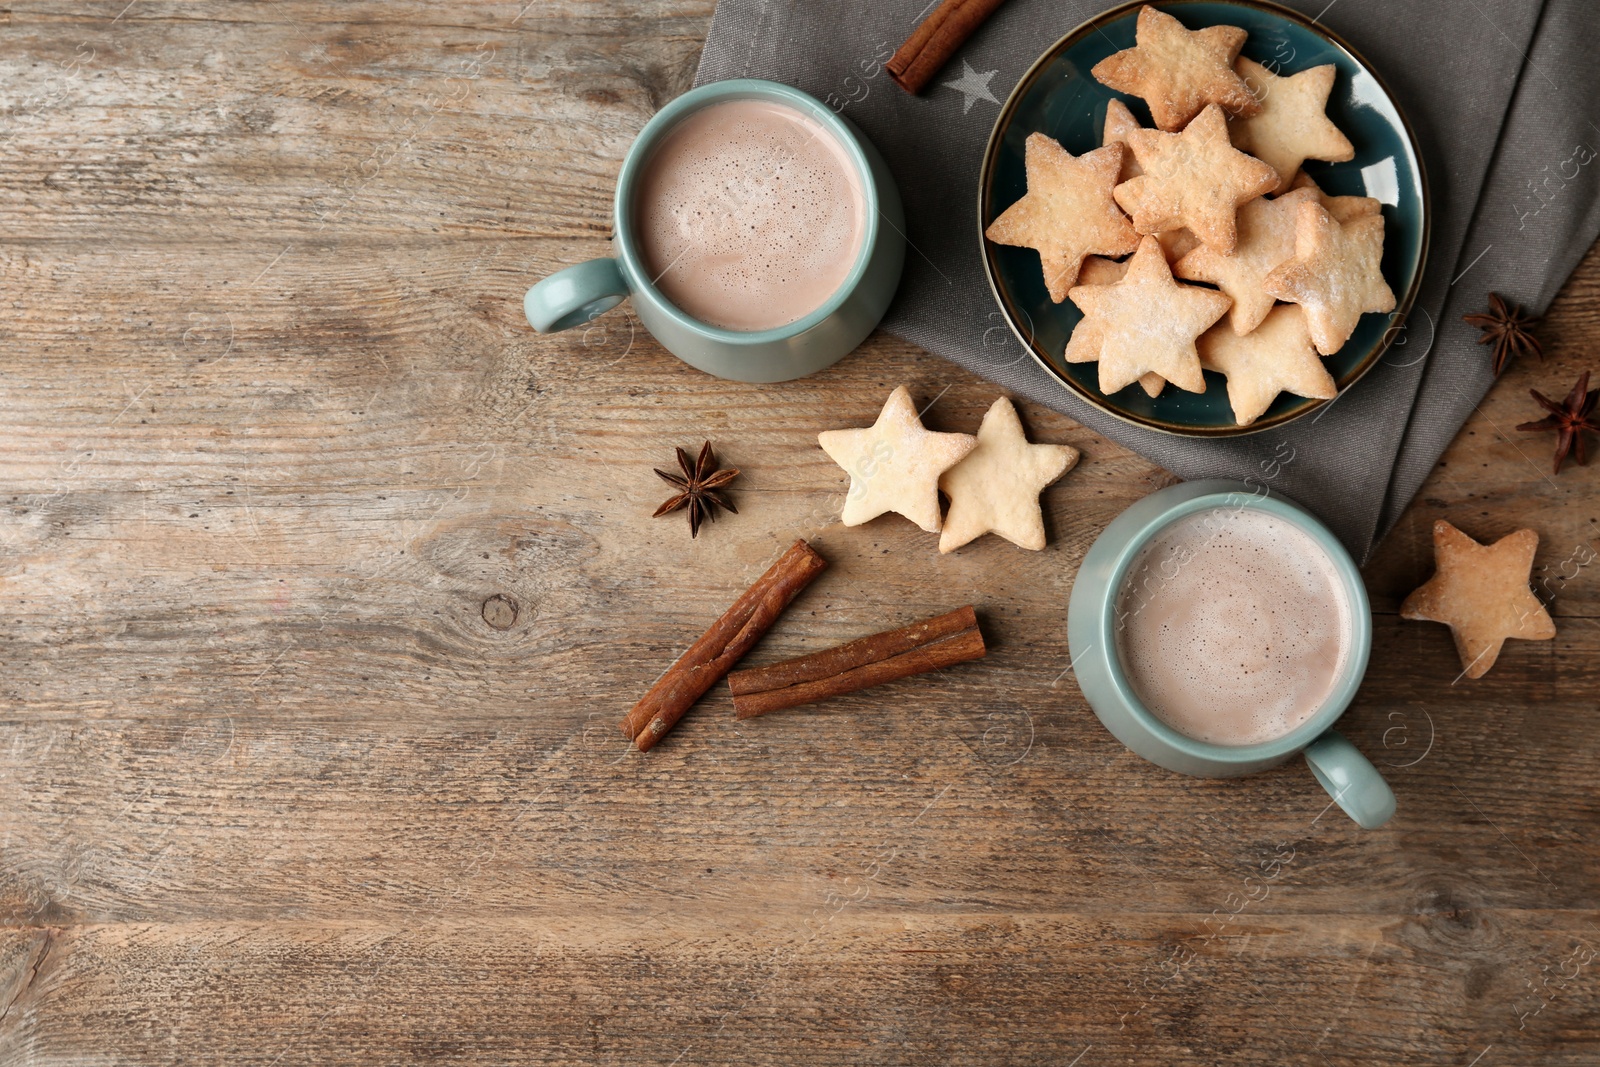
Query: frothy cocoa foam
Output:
[[633, 98, 866, 332], [1114, 506, 1353, 747]]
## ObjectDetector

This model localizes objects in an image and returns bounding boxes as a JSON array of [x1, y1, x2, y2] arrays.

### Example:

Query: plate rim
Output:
[[976, 0, 1433, 438]]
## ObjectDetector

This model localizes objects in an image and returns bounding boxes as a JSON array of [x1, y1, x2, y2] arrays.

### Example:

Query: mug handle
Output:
[[1304, 730, 1396, 829], [524, 258, 630, 333]]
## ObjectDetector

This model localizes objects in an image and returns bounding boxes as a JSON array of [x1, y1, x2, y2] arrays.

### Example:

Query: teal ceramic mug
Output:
[[1067, 480, 1395, 829], [523, 78, 906, 384]]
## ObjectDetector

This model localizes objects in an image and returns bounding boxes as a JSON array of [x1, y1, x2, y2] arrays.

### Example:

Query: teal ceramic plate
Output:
[[979, 0, 1429, 436]]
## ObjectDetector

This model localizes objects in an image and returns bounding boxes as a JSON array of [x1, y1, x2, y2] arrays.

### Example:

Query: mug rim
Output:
[[611, 78, 882, 347], [1096, 487, 1373, 763]]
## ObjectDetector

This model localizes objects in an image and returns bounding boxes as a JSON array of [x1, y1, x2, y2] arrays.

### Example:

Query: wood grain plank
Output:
[[1, 1, 1598, 1063], [1, 916, 1596, 1066], [3, 609, 1598, 928]]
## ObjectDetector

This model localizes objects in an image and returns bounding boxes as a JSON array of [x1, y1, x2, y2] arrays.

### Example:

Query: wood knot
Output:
[[481, 594, 518, 630]]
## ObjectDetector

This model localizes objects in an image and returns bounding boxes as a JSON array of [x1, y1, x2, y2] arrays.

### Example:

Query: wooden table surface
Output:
[[3, 3, 1597, 1064]]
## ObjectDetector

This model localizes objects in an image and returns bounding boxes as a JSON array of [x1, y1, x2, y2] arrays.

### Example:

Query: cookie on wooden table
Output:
[[1197, 305, 1335, 426], [984, 135, 1139, 303], [1065, 236, 1231, 395], [938, 397, 1079, 553], [1091, 4, 1260, 132], [818, 385, 976, 533], [1263, 200, 1395, 354], [1228, 57, 1354, 192], [1114, 105, 1280, 255], [1400, 521, 1556, 679], [1174, 185, 1318, 335]]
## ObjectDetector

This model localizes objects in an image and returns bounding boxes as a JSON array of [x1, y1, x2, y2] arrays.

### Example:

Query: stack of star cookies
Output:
[[985, 3, 1395, 427]]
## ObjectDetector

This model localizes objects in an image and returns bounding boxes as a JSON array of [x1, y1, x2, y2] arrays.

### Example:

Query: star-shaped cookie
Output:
[[1101, 99, 1200, 264], [818, 385, 976, 533], [1400, 521, 1556, 679], [1103, 97, 1146, 183], [1076, 255, 1129, 287], [984, 134, 1139, 303], [1290, 171, 1381, 223], [1228, 58, 1354, 192], [1065, 236, 1231, 395], [1114, 105, 1280, 255], [1091, 4, 1260, 132], [1263, 200, 1395, 354], [938, 397, 1078, 553], [1174, 185, 1317, 334], [1156, 227, 1202, 264], [1197, 305, 1335, 425], [1076, 255, 1166, 397]]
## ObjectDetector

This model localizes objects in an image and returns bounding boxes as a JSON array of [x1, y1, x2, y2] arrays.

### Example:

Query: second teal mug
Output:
[[1067, 480, 1396, 829], [523, 78, 906, 383]]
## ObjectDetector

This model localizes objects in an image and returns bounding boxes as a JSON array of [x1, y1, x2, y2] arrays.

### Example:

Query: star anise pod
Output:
[[1517, 372, 1599, 474], [652, 440, 738, 537], [1464, 292, 1542, 377]]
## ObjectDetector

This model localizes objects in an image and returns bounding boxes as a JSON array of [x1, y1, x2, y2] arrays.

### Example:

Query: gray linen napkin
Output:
[[694, 0, 1598, 561], [1376, 0, 1600, 539]]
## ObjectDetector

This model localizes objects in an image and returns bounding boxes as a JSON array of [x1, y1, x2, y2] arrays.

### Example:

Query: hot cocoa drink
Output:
[[634, 97, 866, 331], [1114, 506, 1353, 747]]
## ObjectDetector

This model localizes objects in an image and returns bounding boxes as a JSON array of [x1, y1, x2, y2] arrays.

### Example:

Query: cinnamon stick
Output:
[[886, 0, 1010, 96], [622, 539, 827, 751], [727, 606, 985, 719]]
